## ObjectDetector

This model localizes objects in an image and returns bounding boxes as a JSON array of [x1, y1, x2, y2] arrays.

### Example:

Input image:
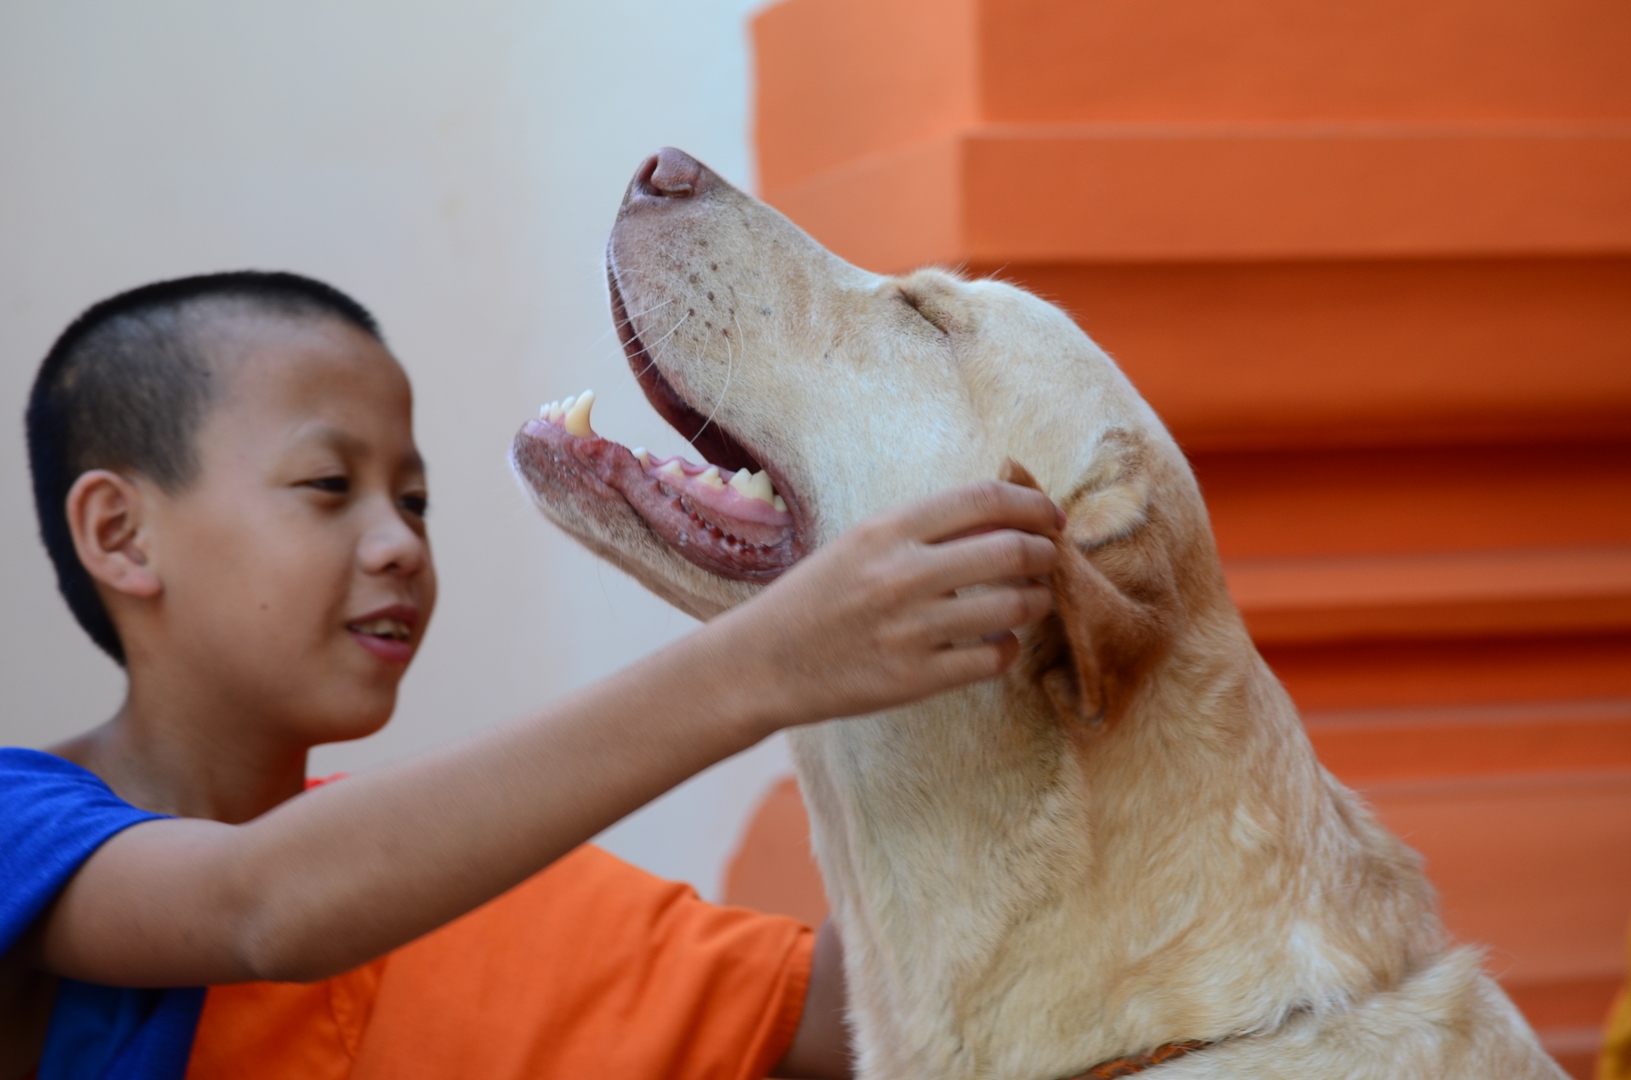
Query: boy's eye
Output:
[[303, 476, 350, 495], [400, 493, 429, 518]]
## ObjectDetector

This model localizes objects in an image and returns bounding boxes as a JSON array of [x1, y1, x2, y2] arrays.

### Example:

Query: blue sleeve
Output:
[[1, 748, 204, 1080], [0, 748, 166, 957]]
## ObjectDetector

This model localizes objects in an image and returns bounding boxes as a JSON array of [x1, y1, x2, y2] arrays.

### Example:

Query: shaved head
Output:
[[27, 271, 382, 663]]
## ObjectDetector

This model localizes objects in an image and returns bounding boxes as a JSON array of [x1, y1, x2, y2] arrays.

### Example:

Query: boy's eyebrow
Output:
[[296, 425, 370, 459], [296, 424, 426, 475]]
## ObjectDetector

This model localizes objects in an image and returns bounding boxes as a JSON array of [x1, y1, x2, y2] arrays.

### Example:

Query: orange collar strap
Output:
[[1065, 1038, 1214, 1079]]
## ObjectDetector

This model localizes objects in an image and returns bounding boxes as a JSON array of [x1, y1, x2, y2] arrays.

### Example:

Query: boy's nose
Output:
[[361, 515, 429, 578]]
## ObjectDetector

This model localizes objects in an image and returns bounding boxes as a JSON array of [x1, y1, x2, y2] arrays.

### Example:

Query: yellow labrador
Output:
[[512, 148, 1563, 1080]]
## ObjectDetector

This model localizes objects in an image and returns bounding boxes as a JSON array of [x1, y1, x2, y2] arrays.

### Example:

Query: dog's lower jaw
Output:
[[510, 445, 752, 622], [790, 650, 1438, 1080]]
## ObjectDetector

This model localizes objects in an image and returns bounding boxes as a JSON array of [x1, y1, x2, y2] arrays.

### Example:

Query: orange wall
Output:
[[755, 0, 1631, 192], [742, 2, 1630, 1074]]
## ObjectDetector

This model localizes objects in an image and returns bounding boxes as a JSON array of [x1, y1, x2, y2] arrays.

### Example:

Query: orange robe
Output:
[[185, 846, 813, 1080]]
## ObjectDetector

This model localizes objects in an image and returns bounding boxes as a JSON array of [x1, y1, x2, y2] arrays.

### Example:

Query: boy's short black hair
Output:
[[26, 271, 383, 665]]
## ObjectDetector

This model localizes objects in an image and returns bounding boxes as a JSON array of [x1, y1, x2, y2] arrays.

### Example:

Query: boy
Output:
[[1, 272, 1061, 1079]]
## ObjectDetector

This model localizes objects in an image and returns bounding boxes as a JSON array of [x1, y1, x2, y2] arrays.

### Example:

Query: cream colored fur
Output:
[[518, 164, 1564, 1078]]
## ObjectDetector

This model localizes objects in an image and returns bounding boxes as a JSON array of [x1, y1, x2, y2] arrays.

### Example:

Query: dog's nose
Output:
[[632, 147, 713, 200]]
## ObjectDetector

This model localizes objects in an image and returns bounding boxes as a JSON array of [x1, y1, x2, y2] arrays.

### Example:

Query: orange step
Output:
[[1000, 260, 1631, 451], [767, 126, 1631, 270], [1193, 444, 1631, 558], [1305, 699, 1631, 783], [1226, 546, 1631, 645], [754, 0, 1631, 195], [748, 0, 1631, 1071]]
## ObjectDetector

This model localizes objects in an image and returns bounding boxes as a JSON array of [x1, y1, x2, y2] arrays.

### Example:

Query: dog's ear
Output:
[[1003, 438, 1174, 727]]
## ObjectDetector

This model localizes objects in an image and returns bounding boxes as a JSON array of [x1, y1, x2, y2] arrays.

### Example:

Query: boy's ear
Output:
[[66, 470, 161, 599]]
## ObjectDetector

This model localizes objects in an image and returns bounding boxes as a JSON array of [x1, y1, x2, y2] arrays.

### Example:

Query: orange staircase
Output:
[[729, 1, 1631, 1074]]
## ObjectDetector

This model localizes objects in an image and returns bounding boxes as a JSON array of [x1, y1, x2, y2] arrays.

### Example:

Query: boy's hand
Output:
[[712, 480, 1063, 732]]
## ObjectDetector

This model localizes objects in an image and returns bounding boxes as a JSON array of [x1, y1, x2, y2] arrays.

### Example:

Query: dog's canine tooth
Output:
[[634, 447, 651, 466], [564, 389, 596, 437], [697, 465, 726, 489]]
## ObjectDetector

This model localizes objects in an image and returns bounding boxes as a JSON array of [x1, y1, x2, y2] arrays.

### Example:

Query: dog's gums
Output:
[[513, 292, 805, 583], [537, 391, 786, 514]]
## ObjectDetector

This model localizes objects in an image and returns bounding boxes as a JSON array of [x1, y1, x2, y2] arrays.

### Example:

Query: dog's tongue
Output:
[[519, 404, 797, 580]]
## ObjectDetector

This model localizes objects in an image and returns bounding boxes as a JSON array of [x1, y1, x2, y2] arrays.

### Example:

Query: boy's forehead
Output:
[[192, 308, 416, 457], [201, 308, 409, 408]]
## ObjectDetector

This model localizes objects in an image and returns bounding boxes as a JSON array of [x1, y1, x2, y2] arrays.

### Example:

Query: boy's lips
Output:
[[347, 605, 418, 664]]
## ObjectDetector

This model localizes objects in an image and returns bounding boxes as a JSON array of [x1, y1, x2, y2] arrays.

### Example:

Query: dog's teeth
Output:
[[564, 389, 596, 438], [658, 459, 685, 480], [545, 400, 565, 424], [698, 465, 725, 489], [773, 495, 787, 513], [633, 447, 650, 466], [729, 469, 776, 505]]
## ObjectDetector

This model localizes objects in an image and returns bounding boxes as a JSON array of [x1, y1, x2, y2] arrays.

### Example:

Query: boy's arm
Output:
[[775, 920, 852, 1079], [34, 482, 1060, 988]]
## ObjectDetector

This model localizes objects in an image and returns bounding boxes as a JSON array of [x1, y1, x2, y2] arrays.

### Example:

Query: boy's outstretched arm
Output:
[[35, 481, 1060, 989]]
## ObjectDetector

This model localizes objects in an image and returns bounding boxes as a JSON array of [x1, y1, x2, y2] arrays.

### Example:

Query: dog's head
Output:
[[513, 149, 1226, 705]]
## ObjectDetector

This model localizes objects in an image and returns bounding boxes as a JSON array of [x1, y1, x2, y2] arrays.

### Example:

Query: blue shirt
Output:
[[0, 748, 205, 1080]]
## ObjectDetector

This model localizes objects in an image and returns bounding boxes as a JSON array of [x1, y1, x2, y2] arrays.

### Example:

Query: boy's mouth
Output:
[[346, 607, 418, 663], [349, 617, 412, 641], [511, 275, 807, 583]]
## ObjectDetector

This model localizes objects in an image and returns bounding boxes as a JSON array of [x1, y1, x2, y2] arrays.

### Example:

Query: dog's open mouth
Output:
[[512, 272, 806, 583]]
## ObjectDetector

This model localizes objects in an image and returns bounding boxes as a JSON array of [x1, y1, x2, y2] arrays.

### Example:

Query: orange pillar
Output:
[[733, 2, 1631, 1075]]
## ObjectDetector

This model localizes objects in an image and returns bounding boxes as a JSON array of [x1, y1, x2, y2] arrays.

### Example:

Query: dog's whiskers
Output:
[[694, 330, 733, 442], [633, 312, 692, 380], [619, 296, 674, 326]]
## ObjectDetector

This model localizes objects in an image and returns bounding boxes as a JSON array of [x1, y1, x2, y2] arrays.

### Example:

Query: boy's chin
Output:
[[296, 692, 397, 747]]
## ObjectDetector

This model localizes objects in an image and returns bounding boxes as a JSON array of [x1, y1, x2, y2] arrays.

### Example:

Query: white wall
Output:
[[0, 0, 787, 899]]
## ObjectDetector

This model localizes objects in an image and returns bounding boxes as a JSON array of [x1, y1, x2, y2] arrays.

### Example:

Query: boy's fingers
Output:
[[891, 481, 1063, 545], [916, 584, 1053, 646], [908, 529, 1059, 598], [924, 634, 1023, 689]]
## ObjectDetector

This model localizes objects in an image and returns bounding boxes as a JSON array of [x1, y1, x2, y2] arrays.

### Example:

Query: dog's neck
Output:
[[789, 621, 1440, 1080]]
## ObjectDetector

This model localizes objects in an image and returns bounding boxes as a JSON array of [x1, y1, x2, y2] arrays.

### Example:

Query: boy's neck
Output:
[[54, 693, 310, 824]]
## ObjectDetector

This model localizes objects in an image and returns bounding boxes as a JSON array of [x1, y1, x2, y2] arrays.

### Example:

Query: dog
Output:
[[512, 148, 1564, 1079]]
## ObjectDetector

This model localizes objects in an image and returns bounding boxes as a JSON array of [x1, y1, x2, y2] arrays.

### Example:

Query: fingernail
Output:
[[1055, 506, 1067, 530]]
